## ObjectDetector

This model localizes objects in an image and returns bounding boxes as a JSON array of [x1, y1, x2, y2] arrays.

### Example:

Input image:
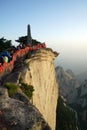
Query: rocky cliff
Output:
[[20, 48, 59, 130], [0, 86, 51, 130], [56, 96, 80, 130], [56, 66, 87, 130], [76, 71, 87, 83], [56, 66, 79, 103], [76, 79, 87, 129], [0, 48, 59, 130]]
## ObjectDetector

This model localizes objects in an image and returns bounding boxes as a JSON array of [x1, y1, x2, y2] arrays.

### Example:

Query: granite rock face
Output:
[[20, 48, 59, 130], [0, 86, 51, 130], [0, 48, 59, 130]]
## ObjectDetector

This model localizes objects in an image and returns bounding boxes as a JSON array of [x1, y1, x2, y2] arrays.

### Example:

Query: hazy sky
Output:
[[0, 0, 87, 74]]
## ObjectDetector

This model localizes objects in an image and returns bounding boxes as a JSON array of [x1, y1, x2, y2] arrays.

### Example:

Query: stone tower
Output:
[[27, 24, 32, 46]]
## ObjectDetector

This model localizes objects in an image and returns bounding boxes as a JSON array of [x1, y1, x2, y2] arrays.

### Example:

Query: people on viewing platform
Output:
[[2, 56, 8, 63], [0, 25, 46, 76], [0, 50, 11, 62], [0, 42, 46, 76]]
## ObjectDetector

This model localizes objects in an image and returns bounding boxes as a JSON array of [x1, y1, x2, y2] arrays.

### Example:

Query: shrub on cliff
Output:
[[5, 82, 19, 97], [4, 82, 34, 100], [20, 83, 34, 99]]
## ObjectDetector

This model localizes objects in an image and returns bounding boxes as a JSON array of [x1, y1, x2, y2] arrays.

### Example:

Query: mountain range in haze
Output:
[[76, 71, 87, 83], [55, 66, 87, 130]]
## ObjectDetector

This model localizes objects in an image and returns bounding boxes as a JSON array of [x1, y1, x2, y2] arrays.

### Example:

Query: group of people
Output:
[[0, 42, 45, 65], [0, 43, 28, 65], [0, 50, 12, 65]]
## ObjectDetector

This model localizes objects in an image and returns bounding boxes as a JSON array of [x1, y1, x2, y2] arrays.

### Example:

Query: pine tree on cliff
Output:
[[0, 37, 12, 52], [15, 25, 42, 46]]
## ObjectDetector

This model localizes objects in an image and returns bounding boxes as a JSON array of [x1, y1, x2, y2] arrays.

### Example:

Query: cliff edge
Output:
[[0, 48, 59, 130], [20, 48, 59, 130]]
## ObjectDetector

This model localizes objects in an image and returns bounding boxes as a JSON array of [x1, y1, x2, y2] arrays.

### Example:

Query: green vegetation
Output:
[[15, 35, 41, 46], [71, 103, 87, 130], [20, 83, 34, 99], [0, 35, 41, 52], [0, 37, 12, 52], [56, 96, 79, 130], [5, 82, 34, 100], [5, 82, 19, 97]]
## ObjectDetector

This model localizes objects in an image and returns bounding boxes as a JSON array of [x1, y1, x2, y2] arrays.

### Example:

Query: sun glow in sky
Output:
[[0, 0, 87, 74]]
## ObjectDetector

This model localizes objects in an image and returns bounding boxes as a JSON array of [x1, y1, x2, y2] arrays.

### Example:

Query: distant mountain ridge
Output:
[[56, 66, 80, 103], [76, 79, 87, 108], [56, 66, 87, 130], [76, 71, 87, 83], [73, 79, 87, 130]]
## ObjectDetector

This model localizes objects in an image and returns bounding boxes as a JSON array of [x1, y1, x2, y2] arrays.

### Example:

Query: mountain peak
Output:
[[56, 66, 80, 103]]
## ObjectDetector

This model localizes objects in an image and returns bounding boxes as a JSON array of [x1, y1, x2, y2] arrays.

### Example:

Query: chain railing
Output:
[[0, 43, 46, 77]]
